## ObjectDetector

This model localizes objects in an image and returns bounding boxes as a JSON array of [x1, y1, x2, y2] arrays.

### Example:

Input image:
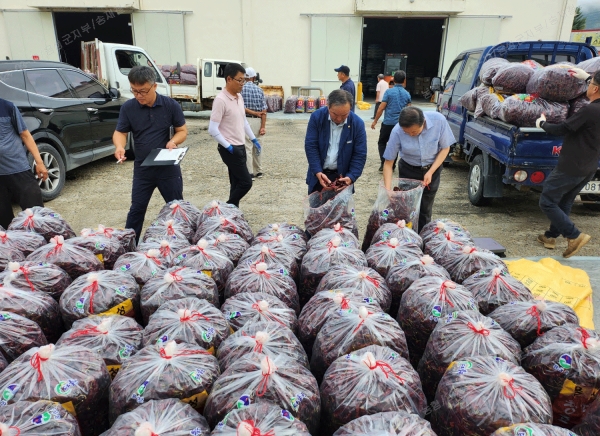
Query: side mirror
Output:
[[430, 77, 442, 92], [109, 87, 120, 99]]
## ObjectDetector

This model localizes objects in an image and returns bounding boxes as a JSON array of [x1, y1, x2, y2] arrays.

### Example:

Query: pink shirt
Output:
[[210, 89, 246, 145], [376, 79, 388, 102]]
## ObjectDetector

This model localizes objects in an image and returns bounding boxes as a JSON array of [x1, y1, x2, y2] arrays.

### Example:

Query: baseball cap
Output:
[[245, 67, 257, 78], [334, 65, 350, 75]]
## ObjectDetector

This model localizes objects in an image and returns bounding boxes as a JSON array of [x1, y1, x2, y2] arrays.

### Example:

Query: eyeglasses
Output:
[[232, 78, 246, 84], [130, 87, 153, 96]]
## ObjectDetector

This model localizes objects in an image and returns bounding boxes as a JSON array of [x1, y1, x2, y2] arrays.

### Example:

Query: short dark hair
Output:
[[389, 81, 395, 86], [328, 89, 353, 108], [128, 66, 156, 85], [224, 63, 246, 80], [393, 71, 406, 84], [399, 107, 425, 128], [593, 70, 600, 86]]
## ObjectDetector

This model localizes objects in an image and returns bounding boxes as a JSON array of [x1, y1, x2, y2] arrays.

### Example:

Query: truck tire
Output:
[[468, 155, 492, 206], [28, 143, 66, 202], [581, 176, 600, 211]]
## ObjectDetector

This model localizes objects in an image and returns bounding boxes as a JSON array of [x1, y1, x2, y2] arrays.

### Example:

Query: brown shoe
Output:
[[563, 233, 591, 258], [537, 234, 556, 249]]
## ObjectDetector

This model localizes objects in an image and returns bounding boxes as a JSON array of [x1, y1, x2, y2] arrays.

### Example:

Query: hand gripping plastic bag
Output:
[[26, 236, 103, 280], [369, 219, 423, 249], [224, 262, 299, 314], [572, 396, 600, 435], [0, 285, 62, 342], [113, 249, 169, 286], [298, 289, 382, 358], [577, 57, 600, 74], [316, 265, 392, 313], [499, 94, 569, 127], [459, 85, 491, 112], [101, 398, 210, 436], [479, 58, 510, 85], [462, 267, 533, 314], [194, 216, 254, 244], [143, 218, 194, 244], [0, 400, 81, 436], [203, 353, 320, 434], [212, 402, 311, 435], [417, 310, 522, 401], [109, 340, 220, 423], [197, 200, 245, 227], [420, 218, 472, 245], [527, 63, 589, 102], [136, 239, 190, 268], [320, 345, 427, 436], [142, 297, 230, 354], [307, 223, 360, 251], [0, 230, 45, 257], [398, 277, 478, 366], [311, 306, 409, 382], [430, 355, 552, 436], [141, 266, 219, 324], [365, 238, 423, 279], [220, 292, 298, 334], [0, 247, 25, 272], [491, 423, 580, 436], [488, 300, 578, 349], [521, 323, 600, 428], [8, 207, 76, 241], [216, 321, 309, 372], [444, 246, 507, 284], [300, 236, 368, 306], [475, 91, 504, 119], [0, 261, 71, 300], [492, 63, 535, 94], [59, 270, 140, 328], [252, 231, 307, 265], [237, 244, 299, 280], [362, 179, 424, 251], [0, 311, 47, 363], [65, 231, 125, 270], [304, 185, 357, 237], [0, 344, 112, 436], [204, 232, 250, 265], [156, 200, 203, 233], [56, 315, 143, 379], [332, 411, 436, 435], [84, 225, 136, 252]]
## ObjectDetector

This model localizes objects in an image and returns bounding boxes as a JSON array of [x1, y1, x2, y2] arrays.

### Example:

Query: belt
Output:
[[401, 159, 432, 171], [246, 115, 261, 119], [322, 168, 338, 174]]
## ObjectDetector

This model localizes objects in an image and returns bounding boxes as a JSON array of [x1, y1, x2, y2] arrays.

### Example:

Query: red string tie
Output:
[[30, 345, 53, 382], [579, 327, 592, 349], [8, 263, 35, 292], [46, 236, 64, 258], [236, 420, 275, 436], [159, 341, 210, 359], [332, 293, 350, 310], [23, 209, 35, 229], [82, 274, 100, 313], [467, 321, 490, 336], [489, 268, 520, 297], [259, 246, 275, 262], [256, 357, 277, 397], [165, 220, 176, 236], [145, 250, 162, 266], [170, 203, 188, 221], [251, 301, 286, 327], [439, 280, 456, 308], [0, 232, 7, 244], [526, 305, 543, 336], [194, 240, 211, 259], [179, 309, 210, 322], [251, 262, 271, 279], [352, 306, 373, 334], [221, 218, 238, 234], [70, 325, 106, 338], [500, 374, 522, 399], [159, 241, 172, 257], [0, 425, 21, 436], [327, 236, 342, 253]]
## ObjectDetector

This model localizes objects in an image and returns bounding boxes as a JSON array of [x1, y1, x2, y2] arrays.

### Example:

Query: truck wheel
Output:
[[468, 155, 491, 206], [581, 194, 600, 211], [28, 143, 66, 202]]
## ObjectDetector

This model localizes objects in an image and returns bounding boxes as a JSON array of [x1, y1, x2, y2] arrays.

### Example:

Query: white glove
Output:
[[536, 113, 546, 129], [568, 67, 590, 81]]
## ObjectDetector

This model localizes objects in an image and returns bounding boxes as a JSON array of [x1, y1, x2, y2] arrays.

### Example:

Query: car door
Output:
[[60, 68, 122, 160], [24, 68, 94, 167], [450, 52, 483, 141], [201, 60, 215, 100], [438, 57, 464, 136]]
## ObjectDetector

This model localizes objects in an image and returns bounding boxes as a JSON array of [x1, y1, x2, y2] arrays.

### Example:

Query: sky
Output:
[[578, 0, 600, 29]]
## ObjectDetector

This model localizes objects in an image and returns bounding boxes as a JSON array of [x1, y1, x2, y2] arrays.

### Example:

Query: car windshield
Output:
[[115, 50, 162, 82]]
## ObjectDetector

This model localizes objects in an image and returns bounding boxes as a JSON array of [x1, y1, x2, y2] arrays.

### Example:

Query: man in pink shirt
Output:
[[208, 63, 261, 207], [372, 74, 386, 119]]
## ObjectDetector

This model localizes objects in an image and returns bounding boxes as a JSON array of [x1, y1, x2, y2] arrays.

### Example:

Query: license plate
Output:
[[580, 181, 600, 194]]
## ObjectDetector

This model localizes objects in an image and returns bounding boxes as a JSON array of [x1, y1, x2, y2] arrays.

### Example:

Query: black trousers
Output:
[[0, 170, 44, 229], [125, 172, 183, 243], [373, 102, 381, 118], [398, 160, 442, 232], [378, 123, 397, 166], [218, 144, 252, 207]]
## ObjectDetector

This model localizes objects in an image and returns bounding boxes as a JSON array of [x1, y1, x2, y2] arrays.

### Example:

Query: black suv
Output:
[[0, 60, 126, 200]]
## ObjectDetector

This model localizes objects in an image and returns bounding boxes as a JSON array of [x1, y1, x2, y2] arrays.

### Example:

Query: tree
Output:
[[572, 6, 587, 31]]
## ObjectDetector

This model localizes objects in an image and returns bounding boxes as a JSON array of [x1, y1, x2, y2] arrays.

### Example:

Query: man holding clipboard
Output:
[[113, 66, 188, 243]]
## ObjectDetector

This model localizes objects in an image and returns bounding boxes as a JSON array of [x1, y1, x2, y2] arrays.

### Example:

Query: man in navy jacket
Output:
[[304, 89, 367, 193]]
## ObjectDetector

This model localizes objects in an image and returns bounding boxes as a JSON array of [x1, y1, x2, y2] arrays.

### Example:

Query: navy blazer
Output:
[[304, 107, 367, 192]]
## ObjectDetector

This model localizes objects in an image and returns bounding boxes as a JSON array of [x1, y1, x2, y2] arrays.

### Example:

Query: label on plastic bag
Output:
[[99, 299, 134, 317], [95, 254, 104, 263], [106, 365, 121, 379], [447, 360, 472, 375], [201, 270, 212, 278], [553, 379, 599, 428], [60, 401, 76, 416], [181, 390, 208, 411], [0, 383, 19, 406]]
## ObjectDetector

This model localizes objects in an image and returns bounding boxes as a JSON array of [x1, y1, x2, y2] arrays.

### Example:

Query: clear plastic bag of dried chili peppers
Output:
[[572, 396, 600, 436], [462, 267, 533, 314], [198, 200, 245, 226], [216, 321, 309, 372], [136, 238, 190, 268], [398, 278, 478, 366], [238, 244, 299, 280], [522, 323, 600, 429], [420, 218, 472, 245], [298, 289, 382, 358], [488, 300, 578, 349], [423, 229, 474, 266], [0, 246, 25, 272], [204, 232, 250, 265], [113, 249, 168, 286], [8, 207, 76, 241], [85, 225, 137, 252], [252, 231, 307, 265], [307, 223, 360, 251], [369, 219, 423, 248], [475, 91, 504, 119], [56, 314, 143, 379], [212, 402, 311, 435], [526, 63, 589, 102], [143, 218, 194, 244], [332, 410, 436, 435], [27, 236, 103, 280], [569, 93, 590, 117], [109, 340, 220, 423], [320, 345, 427, 436], [171, 240, 234, 294], [0, 353, 7, 372], [492, 62, 535, 94], [255, 222, 307, 242], [444, 246, 507, 284], [0, 344, 112, 436], [0, 285, 62, 342], [143, 297, 230, 353], [365, 238, 423, 279], [479, 57, 510, 85], [577, 56, 600, 74], [65, 231, 125, 270], [156, 200, 203, 233], [303, 185, 357, 238], [311, 306, 408, 382], [220, 292, 298, 334], [102, 398, 210, 436], [458, 85, 490, 112], [224, 262, 299, 314], [430, 355, 552, 436], [316, 265, 391, 313], [0, 261, 71, 300], [300, 236, 368, 307], [194, 216, 254, 244], [203, 353, 320, 434], [141, 266, 219, 324], [417, 310, 522, 402], [0, 229, 45, 257], [361, 179, 424, 251], [499, 94, 569, 127], [0, 311, 47, 364], [491, 423, 579, 436], [0, 400, 81, 436], [59, 270, 140, 328]]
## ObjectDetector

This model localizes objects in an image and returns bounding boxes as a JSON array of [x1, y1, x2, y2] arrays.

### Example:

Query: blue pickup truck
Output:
[[431, 41, 599, 207]]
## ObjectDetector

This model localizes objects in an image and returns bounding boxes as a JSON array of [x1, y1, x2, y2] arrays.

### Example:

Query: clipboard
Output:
[[141, 147, 188, 166]]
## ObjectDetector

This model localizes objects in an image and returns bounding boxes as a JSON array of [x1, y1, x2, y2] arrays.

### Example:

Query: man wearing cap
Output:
[[373, 74, 386, 119], [241, 67, 267, 180], [335, 65, 356, 112]]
